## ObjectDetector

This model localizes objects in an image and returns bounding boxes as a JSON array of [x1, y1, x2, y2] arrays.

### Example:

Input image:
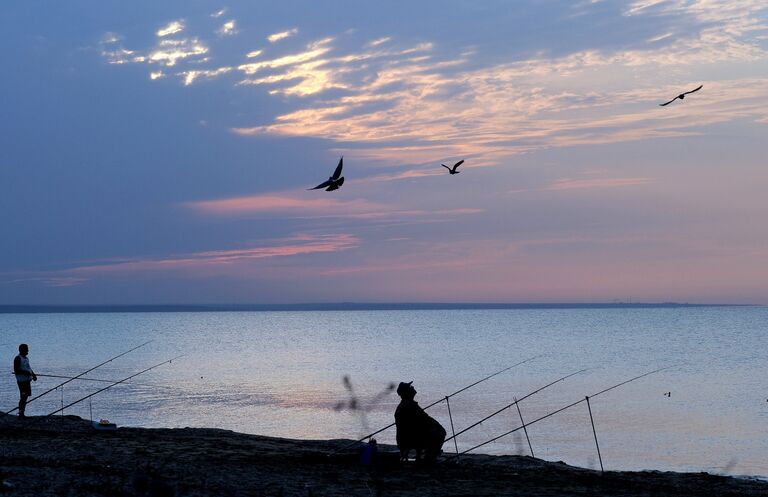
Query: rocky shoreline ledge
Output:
[[1, 414, 765, 496]]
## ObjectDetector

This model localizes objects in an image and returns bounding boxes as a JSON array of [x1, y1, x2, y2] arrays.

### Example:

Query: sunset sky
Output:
[[2, 0, 767, 304]]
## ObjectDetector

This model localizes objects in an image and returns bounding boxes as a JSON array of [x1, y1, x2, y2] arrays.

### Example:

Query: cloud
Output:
[[101, 3, 767, 170], [267, 28, 298, 43], [185, 193, 385, 216], [647, 32, 674, 43], [181, 66, 233, 85], [230, 38, 437, 98], [544, 177, 653, 191], [625, 0, 669, 16], [367, 37, 391, 47], [364, 169, 446, 182], [0, 276, 89, 287], [222, 2, 766, 167], [234, 64, 768, 166], [70, 234, 360, 274], [0, 235, 361, 285], [148, 38, 209, 66], [101, 32, 121, 44], [238, 37, 333, 75], [235, 37, 339, 95], [217, 20, 237, 37], [184, 191, 483, 221], [157, 20, 185, 37]]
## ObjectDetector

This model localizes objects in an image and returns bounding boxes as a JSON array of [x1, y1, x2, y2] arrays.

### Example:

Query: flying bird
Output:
[[659, 85, 703, 106], [441, 160, 464, 175], [308, 156, 345, 191]]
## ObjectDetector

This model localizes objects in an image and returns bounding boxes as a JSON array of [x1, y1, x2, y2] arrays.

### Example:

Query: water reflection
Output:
[[1, 307, 766, 476]]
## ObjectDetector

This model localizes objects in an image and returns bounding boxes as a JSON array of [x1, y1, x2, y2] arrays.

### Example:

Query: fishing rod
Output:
[[445, 365, 674, 459], [444, 368, 589, 443], [4, 340, 153, 415], [332, 354, 543, 454], [39, 355, 184, 420], [32, 373, 174, 389]]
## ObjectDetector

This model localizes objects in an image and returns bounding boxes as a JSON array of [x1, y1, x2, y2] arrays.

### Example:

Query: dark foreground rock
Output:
[[1, 414, 766, 497]]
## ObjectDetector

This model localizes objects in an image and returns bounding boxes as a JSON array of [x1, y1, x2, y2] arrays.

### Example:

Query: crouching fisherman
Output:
[[14, 344, 37, 418], [394, 381, 446, 463]]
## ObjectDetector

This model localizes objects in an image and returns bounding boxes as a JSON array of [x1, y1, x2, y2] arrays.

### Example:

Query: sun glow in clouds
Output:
[[218, 20, 237, 36], [367, 37, 391, 47], [157, 20, 185, 37], [149, 38, 209, 66], [267, 28, 298, 43], [182, 67, 233, 86], [10, 0, 768, 305]]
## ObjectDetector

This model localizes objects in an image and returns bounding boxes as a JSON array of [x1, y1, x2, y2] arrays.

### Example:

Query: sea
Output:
[[1, 305, 766, 478]]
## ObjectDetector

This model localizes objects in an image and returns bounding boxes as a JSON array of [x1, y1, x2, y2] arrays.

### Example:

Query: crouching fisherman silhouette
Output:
[[394, 381, 446, 463], [14, 344, 37, 418]]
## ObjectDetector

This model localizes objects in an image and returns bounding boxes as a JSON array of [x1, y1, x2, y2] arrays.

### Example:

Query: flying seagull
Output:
[[441, 160, 464, 175], [308, 156, 345, 191], [659, 85, 703, 106]]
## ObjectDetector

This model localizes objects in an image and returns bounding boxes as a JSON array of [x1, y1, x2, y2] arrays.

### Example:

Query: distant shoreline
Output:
[[0, 302, 754, 314]]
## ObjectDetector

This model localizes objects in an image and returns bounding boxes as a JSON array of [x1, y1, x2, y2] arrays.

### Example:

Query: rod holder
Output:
[[514, 396, 534, 458], [445, 396, 460, 462], [585, 395, 604, 472]]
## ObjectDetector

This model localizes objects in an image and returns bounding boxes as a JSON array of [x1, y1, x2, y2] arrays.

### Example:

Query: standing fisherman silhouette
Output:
[[394, 381, 446, 463], [13, 344, 37, 418]]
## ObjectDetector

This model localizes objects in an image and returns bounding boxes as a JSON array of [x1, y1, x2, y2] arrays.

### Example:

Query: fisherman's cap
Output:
[[396, 381, 414, 396]]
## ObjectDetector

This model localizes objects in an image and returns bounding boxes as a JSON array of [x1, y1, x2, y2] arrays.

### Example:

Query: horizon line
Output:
[[0, 302, 758, 314]]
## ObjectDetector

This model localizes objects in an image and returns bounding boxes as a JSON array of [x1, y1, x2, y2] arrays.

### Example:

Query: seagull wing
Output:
[[659, 97, 677, 107], [325, 177, 344, 191], [683, 84, 703, 95], [441, 164, 451, 170], [331, 156, 344, 180], [452, 160, 465, 171], [308, 179, 333, 190]]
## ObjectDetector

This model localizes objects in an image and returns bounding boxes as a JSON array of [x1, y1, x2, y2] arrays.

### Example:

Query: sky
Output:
[[1, 0, 767, 305]]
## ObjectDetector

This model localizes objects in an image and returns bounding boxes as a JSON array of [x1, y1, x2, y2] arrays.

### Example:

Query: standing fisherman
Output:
[[13, 344, 37, 418]]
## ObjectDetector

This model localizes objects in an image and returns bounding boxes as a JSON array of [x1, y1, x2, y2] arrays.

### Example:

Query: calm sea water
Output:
[[2, 307, 767, 477]]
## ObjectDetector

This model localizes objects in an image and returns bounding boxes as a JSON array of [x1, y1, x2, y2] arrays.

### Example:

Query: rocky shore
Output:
[[1, 414, 766, 496]]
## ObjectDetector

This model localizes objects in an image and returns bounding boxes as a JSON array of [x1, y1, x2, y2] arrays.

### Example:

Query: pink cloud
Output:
[[0, 276, 90, 287], [545, 177, 653, 191], [67, 234, 359, 275], [185, 193, 384, 216], [184, 191, 483, 221]]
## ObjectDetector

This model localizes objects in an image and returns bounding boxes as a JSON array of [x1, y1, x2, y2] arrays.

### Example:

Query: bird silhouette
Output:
[[659, 85, 703, 106], [441, 160, 464, 175], [664, 392, 671, 397], [308, 156, 345, 191]]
